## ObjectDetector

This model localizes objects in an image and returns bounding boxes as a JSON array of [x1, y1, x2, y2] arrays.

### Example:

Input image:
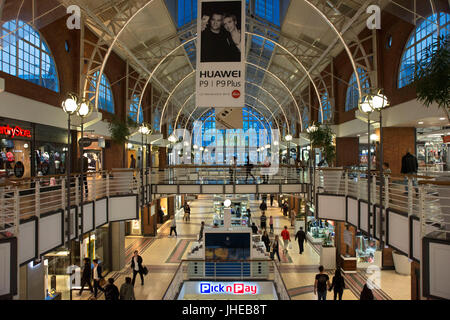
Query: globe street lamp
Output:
[[138, 122, 152, 209]]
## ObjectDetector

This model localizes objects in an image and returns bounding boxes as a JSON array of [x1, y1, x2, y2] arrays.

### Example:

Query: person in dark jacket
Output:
[[130, 250, 145, 286], [270, 194, 274, 206], [282, 202, 289, 216], [259, 200, 267, 215], [251, 222, 258, 234], [104, 278, 119, 300], [360, 283, 374, 300], [261, 230, 270, 252], [92, 259, 105, 298], [295, 227, 306, 254], [244, 156, 255, 182], [78, 258, 93, 295], [329, 269, 346, 300], [198, 221, 205, 241], [401, 149, 418, 193], [119, 277, 135, 300], [271, 235, 281, 262]]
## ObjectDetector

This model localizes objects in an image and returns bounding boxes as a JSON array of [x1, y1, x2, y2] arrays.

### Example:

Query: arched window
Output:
[[89, 71, 114, 113], [302, 108, 309, 131], [129, 95, 143, 124], [398, 13, 450, 88], [320, 92, 332, 123], [153, 108, 161, 132], [0, 20, 59, 92], [345, 67, 370, 111]]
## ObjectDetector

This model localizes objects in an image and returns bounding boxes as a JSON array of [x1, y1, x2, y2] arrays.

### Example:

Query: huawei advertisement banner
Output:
[[196, 0, 245, 107]]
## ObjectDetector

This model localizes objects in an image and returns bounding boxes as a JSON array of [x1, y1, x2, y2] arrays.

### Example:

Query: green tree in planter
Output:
[[414, 35, 450, 120], [108, 116, 139, 144], [308, 123, 336, 166]]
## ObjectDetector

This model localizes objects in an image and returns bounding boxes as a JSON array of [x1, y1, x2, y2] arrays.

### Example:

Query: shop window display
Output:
[[43, 249, 71, 300], [0, 138, 31, 180], [212, 195, 249, 227], [356, 233, 379, 265], [35, 143, 66, 176], [306, 217, 335, 246]]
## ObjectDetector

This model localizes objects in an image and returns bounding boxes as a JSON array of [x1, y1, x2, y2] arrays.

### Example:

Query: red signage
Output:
[[232, 90, 241, 99], [443, 135, 450, 143], [0, 125, 32, 138]]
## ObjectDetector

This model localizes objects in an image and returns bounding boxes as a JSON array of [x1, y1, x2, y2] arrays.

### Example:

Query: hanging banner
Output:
[[196, 0, 245, 107], [215, 107, 243, 129]]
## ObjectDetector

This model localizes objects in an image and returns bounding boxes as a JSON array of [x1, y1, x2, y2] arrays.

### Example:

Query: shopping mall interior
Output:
[[0, 0, 449, 303]]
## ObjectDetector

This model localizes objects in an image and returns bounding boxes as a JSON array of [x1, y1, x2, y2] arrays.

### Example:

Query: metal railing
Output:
[[162, 259, 290, 300], [419, 180, 450, 239], [0, 169, 141, 236]]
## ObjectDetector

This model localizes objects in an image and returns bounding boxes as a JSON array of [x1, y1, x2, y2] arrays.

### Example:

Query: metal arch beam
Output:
[[291, 0, 364, 105], [173, 80, 289, 131], [161, 61, 301, 132], [184, 104, 280, 144]]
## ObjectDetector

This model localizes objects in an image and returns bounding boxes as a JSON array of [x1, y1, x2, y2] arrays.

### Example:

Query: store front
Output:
[[306, 217, 335, 246], [0, 119, 32, 180], [355, 232, 382, 268], [416, 127, 449, 172], [212, 195, 250, 227], [43, 248, 71, 300]]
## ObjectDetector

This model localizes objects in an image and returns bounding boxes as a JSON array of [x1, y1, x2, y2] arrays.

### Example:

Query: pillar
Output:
[[411, 261, 420, 300], [335, 137, 359, 167], [159, 147, 167, 171], [381, 127, 416, 174], [110, 221, 125, 271], [142, 204, 157, 237]]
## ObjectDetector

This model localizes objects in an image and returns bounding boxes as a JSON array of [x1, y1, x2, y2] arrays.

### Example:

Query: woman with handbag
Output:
[[271, 235, 281, 262], [131, 250, 145, 286]]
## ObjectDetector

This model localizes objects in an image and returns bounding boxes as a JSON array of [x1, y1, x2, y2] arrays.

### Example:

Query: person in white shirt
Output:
[[130, 251, 144, 286], [170, 217, 178, 237], [92, 259, 105, 298]]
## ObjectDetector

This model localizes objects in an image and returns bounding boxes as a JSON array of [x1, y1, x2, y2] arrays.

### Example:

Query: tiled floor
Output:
[[76, 195, 411, 300]]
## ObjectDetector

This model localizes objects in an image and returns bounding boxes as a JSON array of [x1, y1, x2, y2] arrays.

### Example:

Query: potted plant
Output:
[[108, 116, 139, 144], [414, 35, 450, 120]]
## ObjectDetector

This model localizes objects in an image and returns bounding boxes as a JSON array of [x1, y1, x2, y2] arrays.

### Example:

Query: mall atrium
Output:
[[0, 0, 449, 302]]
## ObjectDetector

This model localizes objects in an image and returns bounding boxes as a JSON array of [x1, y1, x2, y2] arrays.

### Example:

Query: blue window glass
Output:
[[255, 0, 280, 26], [398, 13, 450, 88], [345, 68, 370, 112], [177, 0, 197, 27], [129, 95, 144, 124], [153, 108, 161, 132], [320, 92, 332, 123], [0, 20, 59, 92], [89, 71, 115, 114], [302, 108, 309, 131]]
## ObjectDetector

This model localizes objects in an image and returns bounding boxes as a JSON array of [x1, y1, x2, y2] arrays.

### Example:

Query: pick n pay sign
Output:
[[199, 282, 258, 295]]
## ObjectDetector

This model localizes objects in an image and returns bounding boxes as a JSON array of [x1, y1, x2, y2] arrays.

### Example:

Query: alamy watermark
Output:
[[66, 5, 81, 30]]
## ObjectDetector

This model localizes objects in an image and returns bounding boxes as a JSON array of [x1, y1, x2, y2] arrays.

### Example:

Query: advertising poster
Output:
[[196, 0, 245, 107], [215, 107, 243, 129]]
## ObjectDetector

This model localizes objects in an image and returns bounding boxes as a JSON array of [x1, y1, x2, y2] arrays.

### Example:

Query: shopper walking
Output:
[[271, 235, 281, 262], [92, 259, 105, 298], [360, 284, 375, 300], [244, 156, 255, 182], [280, 226, 291, 253], [259, 200, 267, 215], [329, 269, 345, 300], [262, 230, 270, 252], [260, 211, 267, 230], [314, 265, 331, 301], [78, 258, 93, 295], [401, 148, 418, 194], [170, 217, 178, 237], [290, 209, 296, 227], [104, 278, 119, 300], [198, 221, 205, 241], [158, 208, 164, 224], [269, 215, 274, 234], [131, 250, 145, 286], [295, 227, 306, 254], [270, 194, 274, 207], [183, 202, 191, 222], [251, 222, 259, 234], [282, 202, 289, 217], [119, 277, 135, 300], [129, 154, 136, 169]]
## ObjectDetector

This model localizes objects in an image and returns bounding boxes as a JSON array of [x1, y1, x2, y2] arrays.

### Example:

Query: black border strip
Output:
[[94, 196, 109, 228], [315, 193, 346, 222], [81, 201, 95, 235], [108, 194, 139, 222], [385, 208, 409, 256], [409, 215, 420, 262], [19, 216, 39, 266], [0, 237, 17, 298], [346, 196, 358, 228], [422, 236, 450, 299], [38, 209, 64, 257]]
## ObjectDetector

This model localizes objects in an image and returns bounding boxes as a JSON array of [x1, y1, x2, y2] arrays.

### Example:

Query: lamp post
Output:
[[138, 123, 151, 211], [62, 94, 80, 250], [359, 90, 389, 248], [306, 124, 318, 206], [77, 99, 93, 243]]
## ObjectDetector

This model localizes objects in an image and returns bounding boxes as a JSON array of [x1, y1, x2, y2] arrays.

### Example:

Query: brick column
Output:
[[335, 137, 359, 167], [381, 127, 416, 174]]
